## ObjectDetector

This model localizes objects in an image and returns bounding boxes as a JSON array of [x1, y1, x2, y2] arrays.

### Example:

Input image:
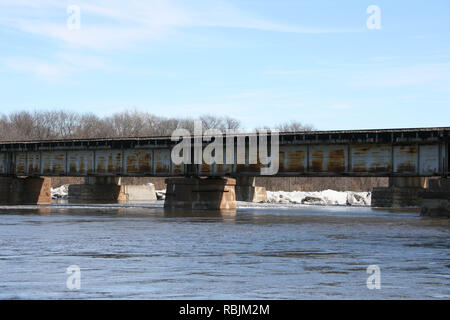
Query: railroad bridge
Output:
[[0, 127, 449, 216]]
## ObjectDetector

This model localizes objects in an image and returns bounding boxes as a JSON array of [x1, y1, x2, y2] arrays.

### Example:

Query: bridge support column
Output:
[[68, 177, 124, 202], [420, 178, 450, 217], [0, 177, 51, 205], [68, 177, 156, 202], [235, 177, 268, 202], [371, 177, 426, 208], [164, 177, 236, 210], [84, 177, 122, 185]]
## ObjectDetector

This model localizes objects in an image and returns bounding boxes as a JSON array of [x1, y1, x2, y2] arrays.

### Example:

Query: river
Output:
[[0, 201, 448, 299]]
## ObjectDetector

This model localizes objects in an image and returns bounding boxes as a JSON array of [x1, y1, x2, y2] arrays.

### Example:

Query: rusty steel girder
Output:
[[0, 127, 448, 177]]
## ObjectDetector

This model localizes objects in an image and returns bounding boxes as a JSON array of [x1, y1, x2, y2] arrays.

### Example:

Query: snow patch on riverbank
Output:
[[266, 190, 371, 206], [51, 184, 166, 200], [155, 189, 166, 200], [51, 185, 69, 199]]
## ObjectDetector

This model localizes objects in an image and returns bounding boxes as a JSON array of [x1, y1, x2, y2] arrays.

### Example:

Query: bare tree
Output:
[[0, 115, 12, 141], [275, 120, 315, 132], [199, 115, 241, 132], [224, 116, 241, 130], [32, 111, 57, 140], [200, 115, 223, 131], [76, 113, 111, 139], [54, 110, 80, 138], [8, 111, 36, 140], [0, 109, 248, 141], [107, 110, 147, 137]]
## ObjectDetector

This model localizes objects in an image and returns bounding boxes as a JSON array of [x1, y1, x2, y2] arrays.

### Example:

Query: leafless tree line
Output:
[[0, 110, 314, 141]]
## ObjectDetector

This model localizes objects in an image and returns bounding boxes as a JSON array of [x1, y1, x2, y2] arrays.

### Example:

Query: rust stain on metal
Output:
[[0, 153, 5, 173], [286, 149, 307, 172], [95, 151, 122, 174], [1, 139, 442, 177], [15, 153, 27, 175], [279, 147, 307, 172], [172, 163, 184, 175], [126, 154, 137, 171], [155, 150, 170, 173], [233, 147, 263, 173], [68, 151, 94, 175], [53, 153, 66, 173], [394, 145, 418, 173], [352, 144, 392, 173], [248, 158, 263, 172], [279, 150, 286, 172], [398, 145, 418, 155], [41, 152, 66, 174], [126, 151, 152, 174], [235, 164, 246, 173], [215, 163, 231, 174], [397, 163, 417, 173], [107, 153, 114, 172], [215, 163, 225, 174], [68, 154, 77, 173], [419, 145, 439, 174], [114, 152, 122, 173], [141, 153, 151, 171], [42, 154, 50, 173], [309, 146, 347, 173], [208, 151, 231, 175], [327, 149, 346, 172], [28, 152, 40, 174], [311, 150, 324, 172], [246, 157, 263, 173], [96, 154, 106, 173], [86, 153, 93, 173], [200, 157, 212, 174], [170, 149, 183, 175]]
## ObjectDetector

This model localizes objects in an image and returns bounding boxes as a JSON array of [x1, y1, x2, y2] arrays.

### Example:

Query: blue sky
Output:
[[0, 0, 449, 130]]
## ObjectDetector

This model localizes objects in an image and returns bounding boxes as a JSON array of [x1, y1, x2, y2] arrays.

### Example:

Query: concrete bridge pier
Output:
[[164, 177, 237, 211], [68, 177, 125, 203], [0, 177, 51, 205], [420, 178, 450, 217], [68, 177, 156, 202], [235, 177, 268, 202], [371, 177, 427, 208], [85, 176, 122, 185]]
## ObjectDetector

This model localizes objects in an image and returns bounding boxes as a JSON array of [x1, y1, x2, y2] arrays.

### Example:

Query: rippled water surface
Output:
[[0, 202, 448, 299]]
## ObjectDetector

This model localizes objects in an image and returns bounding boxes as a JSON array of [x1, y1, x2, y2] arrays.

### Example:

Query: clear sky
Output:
[[0, 0, 449, 130]]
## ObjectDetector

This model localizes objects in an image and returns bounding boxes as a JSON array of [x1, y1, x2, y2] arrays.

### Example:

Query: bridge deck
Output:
[[0, 127, 448, 177]]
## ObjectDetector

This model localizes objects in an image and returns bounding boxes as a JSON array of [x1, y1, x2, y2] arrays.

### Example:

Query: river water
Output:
[[0, 201, 448, 299]]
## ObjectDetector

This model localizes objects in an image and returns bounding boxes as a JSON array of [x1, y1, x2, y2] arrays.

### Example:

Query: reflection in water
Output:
[[37, 208, 52, 216], [0, 202, 448, 299], [163, 208, 236, 221]]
